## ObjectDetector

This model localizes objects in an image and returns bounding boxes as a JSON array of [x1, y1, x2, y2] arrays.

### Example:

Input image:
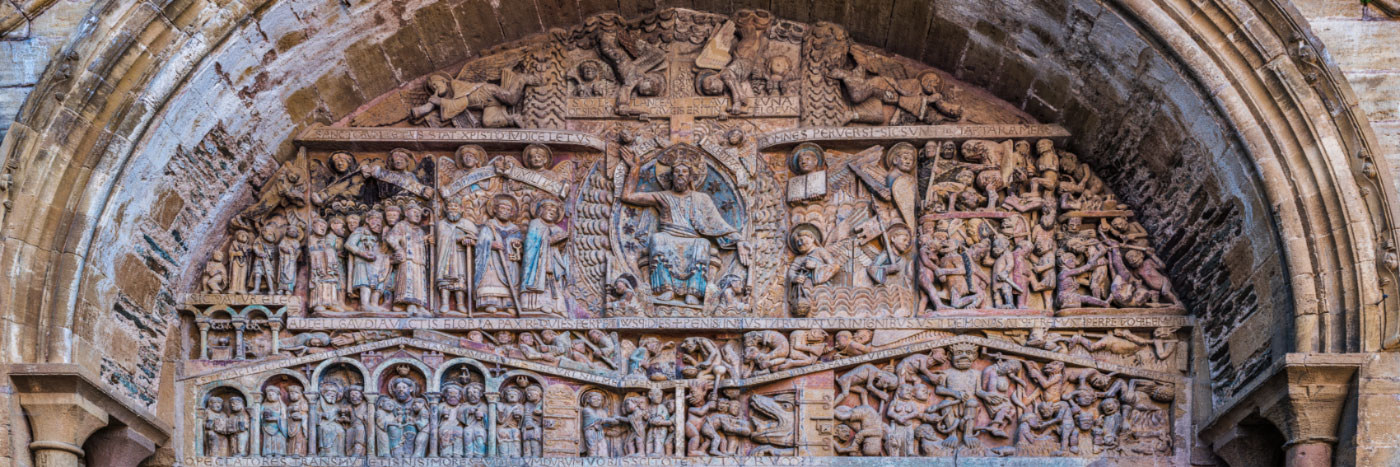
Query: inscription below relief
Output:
[[285, 316, 1190, 331], [754, 124, 1072, 149], [297, 127, 609, 150]]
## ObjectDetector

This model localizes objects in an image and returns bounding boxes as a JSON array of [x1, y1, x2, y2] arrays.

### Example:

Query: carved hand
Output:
[[618, 146, 638, 168]]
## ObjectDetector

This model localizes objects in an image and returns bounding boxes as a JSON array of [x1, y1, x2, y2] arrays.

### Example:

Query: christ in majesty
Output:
[[619, 146, 741, 306]]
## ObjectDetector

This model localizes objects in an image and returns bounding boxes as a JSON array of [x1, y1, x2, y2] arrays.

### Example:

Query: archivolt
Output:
[[0, 0, 1391, 421]]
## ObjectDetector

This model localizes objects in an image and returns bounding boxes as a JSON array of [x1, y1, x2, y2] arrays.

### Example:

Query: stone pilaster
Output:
[[8, 364, 170, 467], [1200, 353, 1363, 467], [21, 393, 107, 467], [1261, 356, 1361, 467]]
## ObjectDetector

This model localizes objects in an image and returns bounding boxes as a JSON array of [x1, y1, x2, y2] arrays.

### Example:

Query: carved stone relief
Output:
[[178, 8, 1189, 463]]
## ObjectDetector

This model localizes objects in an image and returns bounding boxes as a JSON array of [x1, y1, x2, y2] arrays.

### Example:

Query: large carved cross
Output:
[[565, 59, 800, 144]]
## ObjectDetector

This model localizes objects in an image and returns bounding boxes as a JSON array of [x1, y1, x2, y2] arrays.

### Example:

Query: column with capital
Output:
[[232, 320, 247, 360], [19, 394, 109, 467], [248, 393, 262, 456], [269, 320, 283, 355], [197, 321, 211, 360], [486, 392, 500, 457], [424, 392, 441, 457], [306, 392, 320, 457], [365, 393, 378, 457], [673, 385, 686, 458]]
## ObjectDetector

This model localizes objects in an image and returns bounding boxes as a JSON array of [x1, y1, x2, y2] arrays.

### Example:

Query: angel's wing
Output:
[[619, 29, 667, 71], [891, 174, 917, 229], [548, 160, 577, 188], [850, 44, 909, 79], [695, 20, 736, 70], [349, 87, 427, 127], [455, 51, 522, 82]]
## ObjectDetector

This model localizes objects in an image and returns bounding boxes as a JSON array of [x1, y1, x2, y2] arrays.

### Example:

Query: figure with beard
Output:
[[474, 195, 523, 315], [520, 198, 569, 316], [436, 384, 466, 457], [460, 383, 488, 457], [345, 212, 384, 310], [386, 204, 430, 316], [308, 218, 344, 313], [436, 201, 477, 315], [316, 384, 345, 456], [619, 147, 740, 306]]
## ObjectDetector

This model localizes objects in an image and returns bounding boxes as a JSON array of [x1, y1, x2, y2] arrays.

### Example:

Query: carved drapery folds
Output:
[[178, 8, 1188, 462]]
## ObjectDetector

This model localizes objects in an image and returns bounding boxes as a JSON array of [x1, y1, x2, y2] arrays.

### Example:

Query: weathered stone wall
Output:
[[1292, 4, 1400, 465], [1295, 0, 1400, 181], [0, 1, 93, 142]]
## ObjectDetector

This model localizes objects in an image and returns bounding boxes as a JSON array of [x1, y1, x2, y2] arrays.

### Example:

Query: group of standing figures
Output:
[[203, 385, 310, 457], [203, 370, 549, 459], [582, 388, 677, 457], [196, 133, 1183, 320], [201, 144, 574, 319]]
